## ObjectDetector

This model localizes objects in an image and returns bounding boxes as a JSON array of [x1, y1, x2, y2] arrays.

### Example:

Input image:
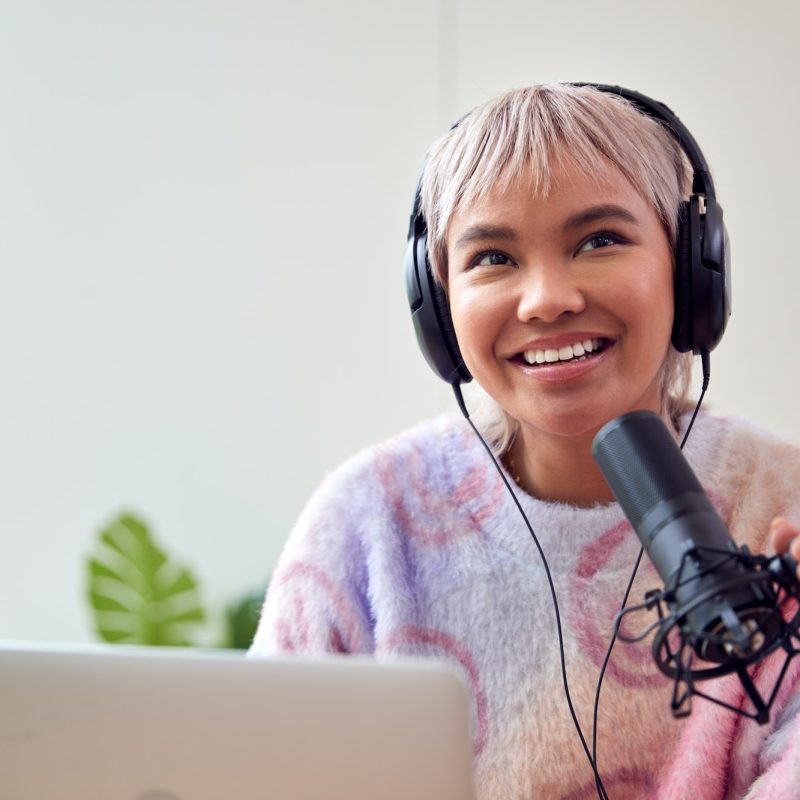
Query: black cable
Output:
[[590, 350, 712, 796], [452, 382, 610, 800]]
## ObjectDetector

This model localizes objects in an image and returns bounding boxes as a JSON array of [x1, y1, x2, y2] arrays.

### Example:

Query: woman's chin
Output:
[[513, 402, 657, 444]]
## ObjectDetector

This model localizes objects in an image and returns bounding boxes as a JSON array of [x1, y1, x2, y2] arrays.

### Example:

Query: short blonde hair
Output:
[[418, 83, 695, 452]]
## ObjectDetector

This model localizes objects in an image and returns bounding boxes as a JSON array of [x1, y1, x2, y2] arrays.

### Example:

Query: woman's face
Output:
[[446, 159, 675, 442]]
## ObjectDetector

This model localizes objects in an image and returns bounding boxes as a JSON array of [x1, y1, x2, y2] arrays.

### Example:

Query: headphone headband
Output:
[[571, 84, 715, 199]]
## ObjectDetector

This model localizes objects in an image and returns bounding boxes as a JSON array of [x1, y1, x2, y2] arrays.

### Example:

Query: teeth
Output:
[[523, 338, 602, 365]]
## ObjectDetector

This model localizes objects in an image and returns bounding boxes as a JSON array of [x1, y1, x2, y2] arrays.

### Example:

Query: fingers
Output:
[[770, 517, 798, 554], [770, 517, 800, 579]]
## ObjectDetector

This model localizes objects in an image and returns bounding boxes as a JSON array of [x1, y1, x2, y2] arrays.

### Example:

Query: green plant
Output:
[[87, 512, 206, 646], [86, 511, 266, 649], [222, 590, 265, 650]]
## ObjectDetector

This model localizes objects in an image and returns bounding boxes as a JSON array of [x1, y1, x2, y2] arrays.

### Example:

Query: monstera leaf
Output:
[[87, 512, 206, 646]]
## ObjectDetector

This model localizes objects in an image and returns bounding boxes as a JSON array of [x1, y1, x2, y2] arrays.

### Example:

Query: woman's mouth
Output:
[[512, 337, 611, 367]]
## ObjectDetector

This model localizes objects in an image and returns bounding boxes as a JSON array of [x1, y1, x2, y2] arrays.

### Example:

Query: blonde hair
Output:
[[418, 83, 695, 452]]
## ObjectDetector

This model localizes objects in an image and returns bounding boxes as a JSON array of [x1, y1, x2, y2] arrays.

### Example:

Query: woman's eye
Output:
[[473, 251, 513, 267], [577, 232, 625, 254]]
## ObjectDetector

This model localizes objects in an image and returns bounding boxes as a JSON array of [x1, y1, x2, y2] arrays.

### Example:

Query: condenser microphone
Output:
[[591, 410, 800, 723], [592, 411, 780, 663]]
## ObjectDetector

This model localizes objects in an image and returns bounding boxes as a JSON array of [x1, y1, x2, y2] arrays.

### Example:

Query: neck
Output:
[[509, 426, 615, 507]]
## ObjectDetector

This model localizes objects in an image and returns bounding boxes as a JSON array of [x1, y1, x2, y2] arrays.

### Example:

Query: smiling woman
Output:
[[250, 84, 800, 800]]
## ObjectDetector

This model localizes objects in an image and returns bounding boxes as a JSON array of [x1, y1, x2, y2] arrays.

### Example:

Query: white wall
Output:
[[3, 0, 799, 643]]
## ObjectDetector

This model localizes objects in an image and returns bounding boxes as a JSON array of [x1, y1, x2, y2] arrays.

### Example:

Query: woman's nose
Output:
[[516, 264, 587, 323]]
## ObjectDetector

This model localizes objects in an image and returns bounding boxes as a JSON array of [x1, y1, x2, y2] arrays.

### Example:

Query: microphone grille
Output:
[[592, 411, 703, 527]]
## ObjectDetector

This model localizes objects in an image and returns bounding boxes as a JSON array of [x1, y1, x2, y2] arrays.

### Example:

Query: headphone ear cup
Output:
[[671, 200, 693, 353], [430, 277, 468, 379], [696, 197, 731, 354], [405, 227, 472, 384], [671, 196, 731, 355]]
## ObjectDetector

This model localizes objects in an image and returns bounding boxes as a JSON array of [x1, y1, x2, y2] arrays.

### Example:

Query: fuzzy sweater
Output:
[[251, 412, 800, 799]]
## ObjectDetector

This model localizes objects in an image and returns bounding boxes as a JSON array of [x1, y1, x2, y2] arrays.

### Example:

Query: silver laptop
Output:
[[0, 642, 476, 800]]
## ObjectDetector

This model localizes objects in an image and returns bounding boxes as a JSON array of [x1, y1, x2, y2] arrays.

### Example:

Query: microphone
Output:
[[592, 410, 800, 723]]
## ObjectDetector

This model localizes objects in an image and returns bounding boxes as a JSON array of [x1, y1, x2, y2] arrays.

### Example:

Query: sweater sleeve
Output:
[[656, 650, 800, 800], [249, 452, 378, 657], [712, 417, 800, 798], [737, 657, 800, 799]]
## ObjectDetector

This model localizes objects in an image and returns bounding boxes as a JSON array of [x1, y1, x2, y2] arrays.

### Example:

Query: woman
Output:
[[251, 84, 800, 799]]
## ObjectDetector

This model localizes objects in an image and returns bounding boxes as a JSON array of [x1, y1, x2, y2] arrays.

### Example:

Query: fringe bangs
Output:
[[422, 84, 688, 287]]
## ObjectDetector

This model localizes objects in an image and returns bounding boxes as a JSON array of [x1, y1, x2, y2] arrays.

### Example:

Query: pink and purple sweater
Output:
[[251, 412, 800, 799]]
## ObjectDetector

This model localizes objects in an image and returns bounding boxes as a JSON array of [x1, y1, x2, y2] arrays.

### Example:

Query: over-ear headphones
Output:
[[404, 84, 731, 385]]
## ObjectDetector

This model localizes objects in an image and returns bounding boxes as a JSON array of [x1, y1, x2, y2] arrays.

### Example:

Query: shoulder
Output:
[[683, 412, 800, 550], [308, 413, 477, 507], [684, 412, 800, 485], [283, 413, 481, 550], [256, 414, 493, 651]]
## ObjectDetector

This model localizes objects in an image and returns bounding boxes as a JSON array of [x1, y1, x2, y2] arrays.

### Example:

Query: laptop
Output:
[[0, 642, 476, 800]]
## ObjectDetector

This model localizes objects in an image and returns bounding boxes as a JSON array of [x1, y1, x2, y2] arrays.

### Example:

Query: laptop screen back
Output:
[[0, 642, 476, 800]]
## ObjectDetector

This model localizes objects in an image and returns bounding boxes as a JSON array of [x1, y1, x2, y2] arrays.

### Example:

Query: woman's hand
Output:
[[770, 517, 800, 580]]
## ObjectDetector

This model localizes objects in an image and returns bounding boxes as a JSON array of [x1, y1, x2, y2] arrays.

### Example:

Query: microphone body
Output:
[[592, 411, 779, 663]]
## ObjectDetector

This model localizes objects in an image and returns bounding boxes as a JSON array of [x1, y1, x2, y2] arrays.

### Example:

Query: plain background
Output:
[[3, 0, 799, 643]]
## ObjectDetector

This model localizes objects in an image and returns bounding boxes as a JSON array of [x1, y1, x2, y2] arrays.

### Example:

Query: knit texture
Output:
[[251, 412, 800, 799]]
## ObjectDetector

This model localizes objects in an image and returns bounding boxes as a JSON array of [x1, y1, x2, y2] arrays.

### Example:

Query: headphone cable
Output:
[[452, 382, 610, 800]]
